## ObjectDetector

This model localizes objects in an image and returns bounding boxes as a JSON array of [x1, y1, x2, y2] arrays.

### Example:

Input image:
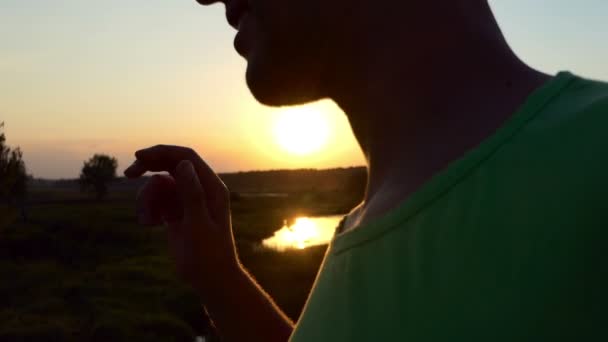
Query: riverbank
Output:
[[0, 170, 364, 341]]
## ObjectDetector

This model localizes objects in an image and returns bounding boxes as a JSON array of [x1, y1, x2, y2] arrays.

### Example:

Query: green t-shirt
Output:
[[290, 72, 608, 341]]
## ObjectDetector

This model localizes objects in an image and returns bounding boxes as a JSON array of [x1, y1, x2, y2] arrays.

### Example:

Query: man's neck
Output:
[[325, 10, 551, 229]]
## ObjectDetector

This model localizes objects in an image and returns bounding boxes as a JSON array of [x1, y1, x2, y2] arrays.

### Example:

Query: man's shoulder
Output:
[[488, 73, 608, 204], [531, 73, 608, 124], [554, 74, 608, 161], [521, 73, 608, 153], [564, 74, 608, 114]]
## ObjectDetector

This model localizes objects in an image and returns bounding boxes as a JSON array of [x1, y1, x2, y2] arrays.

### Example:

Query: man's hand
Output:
[[124, 145, 239, 295], [125, 145, 294, 341]]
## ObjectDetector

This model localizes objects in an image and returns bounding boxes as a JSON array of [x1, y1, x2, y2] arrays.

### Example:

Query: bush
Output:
[[79, 154, 118, 200]]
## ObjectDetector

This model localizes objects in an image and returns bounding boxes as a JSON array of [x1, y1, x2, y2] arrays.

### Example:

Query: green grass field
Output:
[[0, 174, 363, 341]]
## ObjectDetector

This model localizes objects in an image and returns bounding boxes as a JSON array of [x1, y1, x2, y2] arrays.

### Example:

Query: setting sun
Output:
[[273, 106, 330, 155]]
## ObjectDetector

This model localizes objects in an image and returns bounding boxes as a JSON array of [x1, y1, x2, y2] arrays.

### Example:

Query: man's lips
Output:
[[226, 1, 249, 30], [233, 13, 251, 56]]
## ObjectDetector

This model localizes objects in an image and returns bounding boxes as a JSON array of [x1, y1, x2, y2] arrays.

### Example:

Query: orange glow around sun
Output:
[[237, 99, 365, 171], [272, 106, 330, 156]]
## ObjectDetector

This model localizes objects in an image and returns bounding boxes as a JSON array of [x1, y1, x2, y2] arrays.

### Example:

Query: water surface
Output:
[[262, 215, 343, 251]]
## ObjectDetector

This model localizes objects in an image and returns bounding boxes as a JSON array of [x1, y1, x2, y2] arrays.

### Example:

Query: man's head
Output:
[[197, 0, 341, 106], [196, 0, 496, 107]]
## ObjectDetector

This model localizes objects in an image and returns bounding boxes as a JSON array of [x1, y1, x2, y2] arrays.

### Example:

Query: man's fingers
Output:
[[126, 145, 230, 226], [174, 160, 212, 224], [124, 145, 199, 176], [137, 174, 180, 226], [134, 145, 204, 173], [129, 145, 229, 217], [124, 159, 147, 178], [133, 145, 221, 190]]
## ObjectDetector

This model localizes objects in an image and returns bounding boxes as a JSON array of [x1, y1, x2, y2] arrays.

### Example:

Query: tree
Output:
[[0, 122, 29, 221], [79, 154, 118, 200]]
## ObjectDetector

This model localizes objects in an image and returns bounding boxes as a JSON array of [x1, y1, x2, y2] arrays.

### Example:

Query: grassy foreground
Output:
[[0, 175, 362, 341]]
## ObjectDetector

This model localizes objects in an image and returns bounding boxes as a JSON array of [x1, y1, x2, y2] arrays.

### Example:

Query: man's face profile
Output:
[[197, 0, 349, 106], [197, 0, 439, 108]]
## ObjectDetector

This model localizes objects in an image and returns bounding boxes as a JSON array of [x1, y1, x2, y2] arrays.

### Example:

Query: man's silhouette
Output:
[[125, 1, 608, 340]]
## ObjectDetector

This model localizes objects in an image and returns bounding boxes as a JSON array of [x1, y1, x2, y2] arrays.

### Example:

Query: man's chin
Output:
[[246, 70, 323, 107], [249, 87, 302, 107]]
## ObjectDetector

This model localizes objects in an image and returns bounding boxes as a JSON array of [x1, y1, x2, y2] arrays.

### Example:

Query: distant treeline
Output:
[[30, 166, 368, 196], [221, 166, 367, 195]]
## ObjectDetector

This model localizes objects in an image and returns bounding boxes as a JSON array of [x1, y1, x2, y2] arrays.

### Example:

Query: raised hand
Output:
[[124, 145, 239, 295]]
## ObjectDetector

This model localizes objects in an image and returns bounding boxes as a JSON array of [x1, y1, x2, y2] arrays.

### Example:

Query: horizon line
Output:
[[31, 165, 368, 181]]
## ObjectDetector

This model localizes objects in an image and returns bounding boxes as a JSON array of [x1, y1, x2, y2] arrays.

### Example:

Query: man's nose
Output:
[[195, 0, 224, 5]]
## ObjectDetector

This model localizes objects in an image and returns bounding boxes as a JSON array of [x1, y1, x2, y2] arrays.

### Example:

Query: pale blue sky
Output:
[[1, 1, 607, 178]]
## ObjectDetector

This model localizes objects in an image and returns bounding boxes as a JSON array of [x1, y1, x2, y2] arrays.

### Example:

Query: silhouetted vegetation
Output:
[[0, 122, 29, 220], [0, 167, 366, 341], [221, 167, 366, 195], [79, 154, 118, 200]]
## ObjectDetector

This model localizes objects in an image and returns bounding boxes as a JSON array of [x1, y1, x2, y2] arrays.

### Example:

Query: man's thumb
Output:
[[174, 160, 207, 219]]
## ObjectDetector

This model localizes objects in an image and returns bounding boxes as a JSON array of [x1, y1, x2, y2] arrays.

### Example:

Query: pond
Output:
[[262, 215, 344, 251]]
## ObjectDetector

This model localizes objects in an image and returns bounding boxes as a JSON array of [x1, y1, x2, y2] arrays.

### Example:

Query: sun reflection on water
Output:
[[262, 216, 343, 251]]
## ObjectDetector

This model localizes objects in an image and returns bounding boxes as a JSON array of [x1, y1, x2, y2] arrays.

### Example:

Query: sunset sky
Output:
[[1, 0, 607, 179]]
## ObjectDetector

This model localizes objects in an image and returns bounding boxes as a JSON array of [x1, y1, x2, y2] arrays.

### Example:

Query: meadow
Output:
[[0, 168, 365, 341]]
